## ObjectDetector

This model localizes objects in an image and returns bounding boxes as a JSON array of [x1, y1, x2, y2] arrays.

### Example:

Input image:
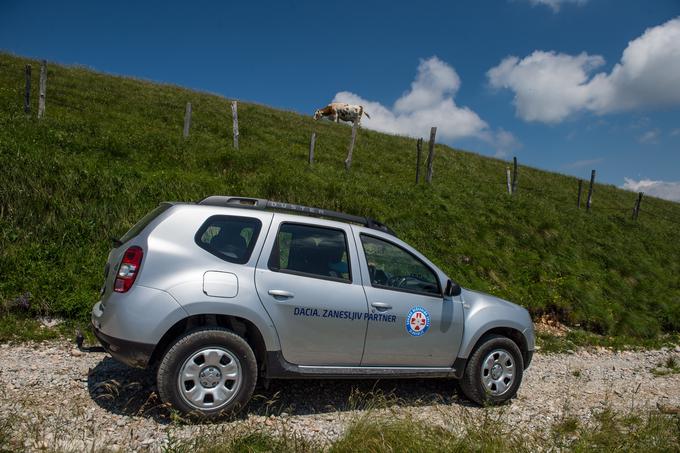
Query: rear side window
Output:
[[119, 204, 172, 244], [195, 215, 262, 264], [268, 223, 351, 282]]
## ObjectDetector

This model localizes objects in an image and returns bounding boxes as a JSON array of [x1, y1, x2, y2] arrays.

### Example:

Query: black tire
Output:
[[157, 328, 257, 418], [459, 334, 524, 406]]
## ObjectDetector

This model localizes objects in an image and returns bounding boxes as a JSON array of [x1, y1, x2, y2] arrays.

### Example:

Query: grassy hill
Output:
[[1, 53, 679, 340]]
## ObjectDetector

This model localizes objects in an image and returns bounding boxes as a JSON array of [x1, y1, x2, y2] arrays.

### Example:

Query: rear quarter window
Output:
[[195, 215, 262, 264]]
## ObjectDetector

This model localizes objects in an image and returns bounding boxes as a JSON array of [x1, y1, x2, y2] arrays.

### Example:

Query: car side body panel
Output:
[[350, 225, 465, 367], [93, 205, 283, 354], [457, 288, 535, 359], [92, 285, 188, 345], [254, 214, 370, 366]]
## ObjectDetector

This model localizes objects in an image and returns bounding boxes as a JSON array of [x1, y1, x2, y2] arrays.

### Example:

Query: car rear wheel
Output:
[[459, 334, 524, 405], [157, 328, 257, 418]]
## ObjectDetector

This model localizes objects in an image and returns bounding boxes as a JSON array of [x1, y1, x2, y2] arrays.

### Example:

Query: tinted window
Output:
[[119, 203, 172, 245], [195, 216, 262, 264], [360, 235, 440, 296], [269, 223, 351, 282]]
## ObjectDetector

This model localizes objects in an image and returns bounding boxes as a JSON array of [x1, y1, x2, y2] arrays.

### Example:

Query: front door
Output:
[[255, 217, 369, 366], [357, 232, 464, 367]]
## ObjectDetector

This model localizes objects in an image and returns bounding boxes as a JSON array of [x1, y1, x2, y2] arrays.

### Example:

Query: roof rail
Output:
[[198, 196, 396, 236]]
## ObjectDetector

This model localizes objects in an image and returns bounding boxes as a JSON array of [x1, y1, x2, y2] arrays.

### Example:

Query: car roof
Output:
[[194, 196, 396, 237]]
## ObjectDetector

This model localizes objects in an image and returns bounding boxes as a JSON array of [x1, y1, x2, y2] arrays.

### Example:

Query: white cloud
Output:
[[623, 178, 680, 202], [638, 129, 661, 144], [526, 0, 588, 13], [488, 51, 605, 123], [487, 17, 680, 123], [670, 128, 680, 137], [491, 128, 522, 158], [333, 57, 517, 156]]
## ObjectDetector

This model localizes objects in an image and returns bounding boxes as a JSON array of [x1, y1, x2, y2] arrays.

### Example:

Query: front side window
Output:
[[360, 234, 441, 296], [195, 215, 262, 264], [268, 223, 351, 282]]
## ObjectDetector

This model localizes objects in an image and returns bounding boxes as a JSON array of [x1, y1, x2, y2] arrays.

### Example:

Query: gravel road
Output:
[[1, 340, 679, 452]]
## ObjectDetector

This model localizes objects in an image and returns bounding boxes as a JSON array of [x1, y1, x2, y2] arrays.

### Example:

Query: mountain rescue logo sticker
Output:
[[406, 306, 431, 337]]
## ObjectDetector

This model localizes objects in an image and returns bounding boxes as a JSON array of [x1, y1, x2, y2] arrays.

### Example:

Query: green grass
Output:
[[2, 405, 678, 452], [160, 409, 680, 453], [1, 52, 680, 340]]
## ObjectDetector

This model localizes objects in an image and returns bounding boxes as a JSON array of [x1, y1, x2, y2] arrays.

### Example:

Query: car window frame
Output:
[[359, 233, 443, 298], [267, 221, 353, 284], [194, 215, 263, 265]]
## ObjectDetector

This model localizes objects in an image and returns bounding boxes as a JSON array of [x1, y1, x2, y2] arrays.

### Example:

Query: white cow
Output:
[[314, 103, 370, 124]]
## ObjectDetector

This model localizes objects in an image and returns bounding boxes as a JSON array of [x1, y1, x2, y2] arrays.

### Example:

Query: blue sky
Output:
[[1, 0, 679, 200]]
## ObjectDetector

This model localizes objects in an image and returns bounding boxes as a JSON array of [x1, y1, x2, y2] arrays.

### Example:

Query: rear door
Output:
[[254, 215, 369, 366], [356, 230, 464, 367]]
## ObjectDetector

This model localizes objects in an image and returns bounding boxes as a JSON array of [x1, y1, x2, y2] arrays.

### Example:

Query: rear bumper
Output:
[[92, 324, 154, 368]]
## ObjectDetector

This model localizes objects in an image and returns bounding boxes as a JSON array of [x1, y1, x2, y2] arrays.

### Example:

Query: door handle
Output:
[[268, 289, 294, 299], [371, 302, 392, 311]]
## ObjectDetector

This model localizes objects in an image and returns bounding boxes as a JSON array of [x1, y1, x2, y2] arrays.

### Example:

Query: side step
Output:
[[265, 351, 465, 379]]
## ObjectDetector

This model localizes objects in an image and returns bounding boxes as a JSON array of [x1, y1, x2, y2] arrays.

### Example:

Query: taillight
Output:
[[114, 246, 143, 293]]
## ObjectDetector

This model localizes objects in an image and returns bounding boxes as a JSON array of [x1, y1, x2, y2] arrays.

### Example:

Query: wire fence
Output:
[[508, 174, 680, 226], [458, 159, 680, 227], [15, 59, 680, 227]]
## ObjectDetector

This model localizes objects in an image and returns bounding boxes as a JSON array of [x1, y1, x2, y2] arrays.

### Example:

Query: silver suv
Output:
[[92, 196, 534, 417]]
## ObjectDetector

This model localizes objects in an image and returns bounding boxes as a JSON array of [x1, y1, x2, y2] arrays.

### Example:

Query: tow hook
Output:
[[75, 329, 106, 353]]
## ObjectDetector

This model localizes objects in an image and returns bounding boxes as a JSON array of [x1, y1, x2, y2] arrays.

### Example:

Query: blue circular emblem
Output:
[[406, 306, 431, 336]]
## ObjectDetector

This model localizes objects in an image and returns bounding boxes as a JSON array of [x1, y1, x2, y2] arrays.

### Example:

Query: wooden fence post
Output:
[[506, 167, 512, 194], [586, 169, 596, 212], [511, 156, 519, 194], [577, 180, 583, 208], [38, 60, 47, 118], [308, 132, 316, 165], [24, 64, 31, 114], [632, 192, 643, 220], [231, 101, 239, 149], [345, 118, 359, 171], [183, 102, 192, 138], [415, 138, 423, 184], [426, 127, 437, 183]]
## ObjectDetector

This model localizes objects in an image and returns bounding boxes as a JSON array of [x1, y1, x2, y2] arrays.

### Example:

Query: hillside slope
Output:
[[1, 53, 679, 337]]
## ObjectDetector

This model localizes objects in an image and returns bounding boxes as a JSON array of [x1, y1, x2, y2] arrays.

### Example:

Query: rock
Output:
[[37, 316, 63, 328]]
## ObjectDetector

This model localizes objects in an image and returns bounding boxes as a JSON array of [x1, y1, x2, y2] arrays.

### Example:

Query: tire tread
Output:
[[459, 334, 524, 405]]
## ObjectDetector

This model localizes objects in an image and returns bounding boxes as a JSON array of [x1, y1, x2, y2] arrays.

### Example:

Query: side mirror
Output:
[[445, 279, 462, 297]]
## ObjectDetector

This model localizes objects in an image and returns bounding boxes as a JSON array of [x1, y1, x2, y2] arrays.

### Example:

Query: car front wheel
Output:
[[459, 334, 524, 405], [157, 328, 257, 418]]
